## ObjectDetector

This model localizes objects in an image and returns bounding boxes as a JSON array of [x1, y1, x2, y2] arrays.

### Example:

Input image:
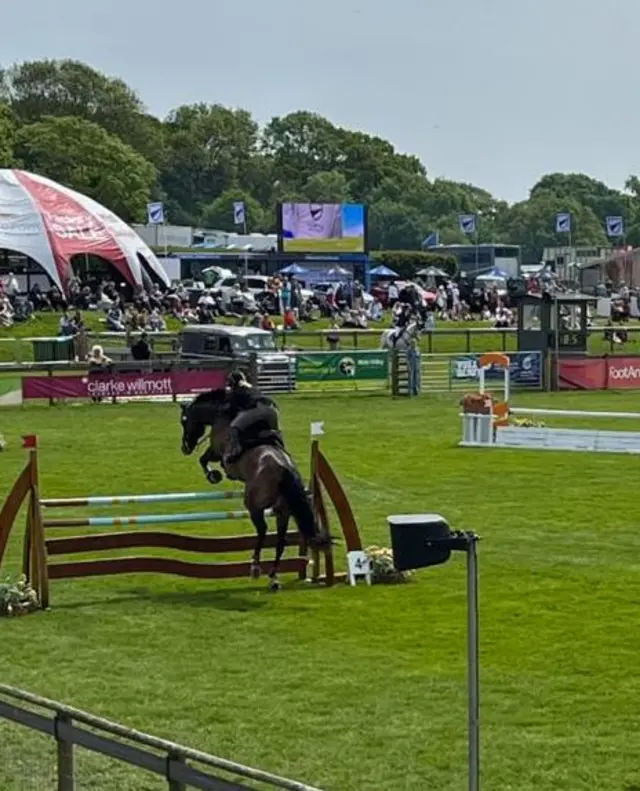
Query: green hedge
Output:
[[370, 250, 457, 279]]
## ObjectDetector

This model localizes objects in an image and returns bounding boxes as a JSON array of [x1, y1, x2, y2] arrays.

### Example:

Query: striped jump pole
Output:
[[43, 509, 274, 529], [510, 407, 640, 419], [40, 490, 245, 509]]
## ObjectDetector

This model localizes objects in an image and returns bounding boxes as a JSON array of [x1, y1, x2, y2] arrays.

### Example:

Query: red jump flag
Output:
[[22, 435, 38, 449]]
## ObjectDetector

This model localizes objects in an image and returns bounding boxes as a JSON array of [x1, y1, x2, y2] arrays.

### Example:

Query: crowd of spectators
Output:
[[0, 267, 634, 344]]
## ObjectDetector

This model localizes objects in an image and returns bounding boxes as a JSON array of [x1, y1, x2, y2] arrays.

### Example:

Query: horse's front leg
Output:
[[249, 508, 268, 580], [269, 510, 289, 592], [199, 447, 222, 485]]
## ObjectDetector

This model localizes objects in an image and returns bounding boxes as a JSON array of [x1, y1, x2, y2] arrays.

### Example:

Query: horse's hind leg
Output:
[[269, 510, 289, 592], [249, 509, 268, 579]]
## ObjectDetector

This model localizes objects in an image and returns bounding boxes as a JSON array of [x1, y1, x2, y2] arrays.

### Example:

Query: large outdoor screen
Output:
[[278, 202, 367, 253]]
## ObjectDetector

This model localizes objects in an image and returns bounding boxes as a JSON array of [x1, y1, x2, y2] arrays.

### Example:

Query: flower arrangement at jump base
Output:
[[365, 546, 412, 584], [0, 575, 39, 617], [459, 392, 493, 414]]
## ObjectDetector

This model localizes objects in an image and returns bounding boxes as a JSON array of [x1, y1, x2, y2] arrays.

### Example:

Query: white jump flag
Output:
[[310, 421, 325, 437]]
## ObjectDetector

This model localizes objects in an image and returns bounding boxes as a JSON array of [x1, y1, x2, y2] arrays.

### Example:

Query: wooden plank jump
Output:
[[0, 438, 363, 610]]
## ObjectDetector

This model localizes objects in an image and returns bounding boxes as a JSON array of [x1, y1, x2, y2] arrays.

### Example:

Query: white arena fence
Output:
[[393, 351, 544, 395]]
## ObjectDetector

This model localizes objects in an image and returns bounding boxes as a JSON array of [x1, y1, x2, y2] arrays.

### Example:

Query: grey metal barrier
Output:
[[0, 685, 325, 791]]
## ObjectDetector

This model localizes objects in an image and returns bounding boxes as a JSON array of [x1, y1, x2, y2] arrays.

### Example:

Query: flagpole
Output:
[[475, 220, 479, 273], [243, 216, 248, 279], [162, 218, 168, 261]]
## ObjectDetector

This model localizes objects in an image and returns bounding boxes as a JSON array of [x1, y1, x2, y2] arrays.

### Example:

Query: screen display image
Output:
[[280, 202, 366, 252]]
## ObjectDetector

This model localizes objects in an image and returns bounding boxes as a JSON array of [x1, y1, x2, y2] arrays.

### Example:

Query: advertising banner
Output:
[[558, 356, 640, 390], [296, 351, 388, 382], [450, 352, 542, 387], [22, 369, 227, 401]]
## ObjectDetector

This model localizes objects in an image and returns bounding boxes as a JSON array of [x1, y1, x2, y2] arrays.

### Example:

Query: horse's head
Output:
[[179, 401, 205, 455], [179, 389, 228, 455]]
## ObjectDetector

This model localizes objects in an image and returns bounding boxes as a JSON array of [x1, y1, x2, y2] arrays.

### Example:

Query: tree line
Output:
[[1, 59, 640, 263]]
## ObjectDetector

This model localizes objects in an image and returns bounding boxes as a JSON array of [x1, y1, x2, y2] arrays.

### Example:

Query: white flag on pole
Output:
[[310, 421, 325, 437], [555, 212, 571, 233], [605, 216, 624, 237], [458, 214, 476, 235], [233, 201, 246, 225], [147, 201, 165, 225]]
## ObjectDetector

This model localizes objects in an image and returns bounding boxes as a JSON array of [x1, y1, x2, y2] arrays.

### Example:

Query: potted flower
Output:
[[0, 575, 40, 617], [366, 546, 412, 584]]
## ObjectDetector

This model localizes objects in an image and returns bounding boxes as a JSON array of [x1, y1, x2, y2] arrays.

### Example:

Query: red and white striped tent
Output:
[[0, 169, 170, 292]]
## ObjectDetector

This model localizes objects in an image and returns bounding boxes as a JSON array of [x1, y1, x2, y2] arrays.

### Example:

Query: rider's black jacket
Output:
[[226, 387, 276, 418]]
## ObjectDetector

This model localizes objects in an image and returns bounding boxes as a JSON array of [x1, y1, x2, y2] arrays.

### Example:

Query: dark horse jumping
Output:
[[180, 386, 330, 591]]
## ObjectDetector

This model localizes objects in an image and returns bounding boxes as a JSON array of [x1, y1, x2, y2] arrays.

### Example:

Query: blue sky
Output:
[[4, 0, 640, 203]]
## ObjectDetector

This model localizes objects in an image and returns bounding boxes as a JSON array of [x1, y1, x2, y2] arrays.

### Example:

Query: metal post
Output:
[[467, 536, 480, 791], [243, 218, 249, 279], [167, 753, 187, 791], [554, 298, 560, 391], [55, 713, 75, 791]]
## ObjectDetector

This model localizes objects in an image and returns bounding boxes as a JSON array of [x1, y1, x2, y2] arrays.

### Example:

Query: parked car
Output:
[[180, 325, 278, 357], [179, 325, 295, 392]]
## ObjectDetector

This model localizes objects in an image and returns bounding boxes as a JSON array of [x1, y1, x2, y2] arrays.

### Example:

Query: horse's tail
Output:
[[279, 466, 319, 543]]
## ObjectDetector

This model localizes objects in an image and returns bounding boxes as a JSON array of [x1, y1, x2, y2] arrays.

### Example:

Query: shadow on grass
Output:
[[53, 578, 327, 613]]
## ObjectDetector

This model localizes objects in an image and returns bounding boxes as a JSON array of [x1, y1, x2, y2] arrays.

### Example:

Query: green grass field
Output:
[[1, 393, 640, 790]]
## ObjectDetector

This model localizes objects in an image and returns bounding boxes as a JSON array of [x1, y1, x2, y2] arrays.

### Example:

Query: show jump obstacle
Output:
[[460, 352, 640, 454], [0, 437, 362, 610]]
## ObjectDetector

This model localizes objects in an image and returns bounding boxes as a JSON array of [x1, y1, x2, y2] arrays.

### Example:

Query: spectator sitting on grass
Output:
[[48, 286, 67, 311], [29, 284, 50, 311], [12, 296, 34, 322], [283, 308, 299, 330], [182, 306, 199, 324], [59, 311, 76, 336], [342, 307, 367, 329], [0, 296, 14, 328], [261, 314, 275, 331], [367, 297, 383, 321], [146, 308, 166, 332], [106, 304, 126, 332]]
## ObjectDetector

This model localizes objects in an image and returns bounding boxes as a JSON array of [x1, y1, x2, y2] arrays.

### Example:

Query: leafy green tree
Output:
[[14, 116, 156, 221], [302, 171, 351, 203], [497, 193, 607, 262], [0, 101, 16, 167], [200, 190, 265, 232], [162, 103, 259, 224], [261, 111, 342, 192], [1, 59, 165, 166], [368, 200, 424, 250], [531, 172, 636, 235]]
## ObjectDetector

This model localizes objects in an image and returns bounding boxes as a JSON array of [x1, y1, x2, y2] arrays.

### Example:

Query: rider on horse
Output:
[[222, 371, 283, 469]]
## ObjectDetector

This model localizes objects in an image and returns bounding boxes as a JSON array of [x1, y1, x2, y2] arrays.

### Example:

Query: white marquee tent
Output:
[[0, 169, 170, 292]]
